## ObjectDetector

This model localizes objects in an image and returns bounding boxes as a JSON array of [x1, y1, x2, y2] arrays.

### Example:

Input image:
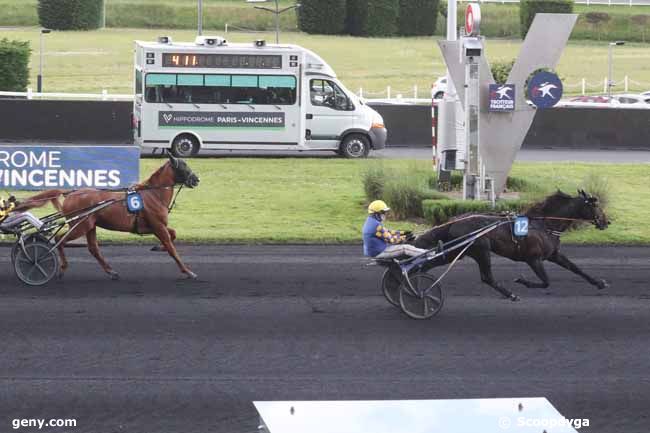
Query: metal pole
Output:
[[607, 43, 613, 97], [38, 31, 44, 93], [102, 0, 106, 28], [198, 0, 203, 35], [275, 0, 280, 44]]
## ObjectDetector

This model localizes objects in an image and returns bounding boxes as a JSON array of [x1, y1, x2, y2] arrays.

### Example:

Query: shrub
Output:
[[383, 176, 430, 219], [362, 163, 387, 201], [423, 199, 527, 225], [583, 12, 611, 41], [519, 0, 573, 39], [38, 0, 103, 30], [297, 0, 346, 35], [347, 0, 399, 37], [0, 39, 30, 92], [491, 59, 515, 85], [631, 15, 649, 43], [398, 0, 440, 36], [438, 1, 447, 19], [580, 172, 610, 209], [362, 163, 445, 219]]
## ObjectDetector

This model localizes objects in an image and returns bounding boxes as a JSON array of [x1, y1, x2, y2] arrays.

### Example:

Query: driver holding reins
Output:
[[362, 200, 428, 258], [0, 196, 17, 222]]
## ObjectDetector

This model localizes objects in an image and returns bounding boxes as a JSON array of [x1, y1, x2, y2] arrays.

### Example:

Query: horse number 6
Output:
[[129, 195, 141, 208]]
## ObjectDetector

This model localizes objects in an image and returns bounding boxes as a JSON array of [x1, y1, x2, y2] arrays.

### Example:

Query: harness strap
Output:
[[168, 184, 183, 213]]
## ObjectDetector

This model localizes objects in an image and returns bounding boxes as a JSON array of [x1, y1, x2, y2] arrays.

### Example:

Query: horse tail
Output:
[[14, 189, 65, 212]]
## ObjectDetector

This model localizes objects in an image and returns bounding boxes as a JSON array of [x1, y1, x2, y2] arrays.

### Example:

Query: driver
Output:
[[362, 200, 428, 258], [0, 195, 17, 222]]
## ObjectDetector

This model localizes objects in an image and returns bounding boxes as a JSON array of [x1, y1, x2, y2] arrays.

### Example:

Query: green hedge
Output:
[[345, 0, 369, 36], [346, 0, 399, 37], [519, 0, 574, 39], [0, 39, 30, 92], [398, 0, 440, 36], [38, 0, 104, 30], [297, 0, 346, 35], [367, 0, 399, 36], [491, 59, 515, 85], [422, 199, 527, 226]]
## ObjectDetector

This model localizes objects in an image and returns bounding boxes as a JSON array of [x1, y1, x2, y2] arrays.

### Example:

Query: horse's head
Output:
[[575, 189, 609, 230], [167, 153, 200, 188]]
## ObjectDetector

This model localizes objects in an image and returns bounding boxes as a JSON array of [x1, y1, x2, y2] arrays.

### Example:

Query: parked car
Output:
[[611, 93, 650, 105], [569, 95, 612, 103], [432, 76, 447, 100], [641, 90, 650, 97]]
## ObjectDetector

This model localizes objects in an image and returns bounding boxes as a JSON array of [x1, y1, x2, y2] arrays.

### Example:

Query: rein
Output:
[[167, 184, 184, 213], [414, 213, 601, 237]]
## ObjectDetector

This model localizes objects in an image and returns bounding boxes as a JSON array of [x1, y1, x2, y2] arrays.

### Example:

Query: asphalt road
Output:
[[0, 244, 648, 433]]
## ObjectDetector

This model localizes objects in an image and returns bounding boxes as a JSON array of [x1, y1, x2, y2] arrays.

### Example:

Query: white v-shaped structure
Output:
[[438, 13, 577, 196], [255, 397, 581, 433]]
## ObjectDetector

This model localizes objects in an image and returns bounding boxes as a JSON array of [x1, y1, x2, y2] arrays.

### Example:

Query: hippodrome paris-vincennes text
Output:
[[0, 150, 121, 188]]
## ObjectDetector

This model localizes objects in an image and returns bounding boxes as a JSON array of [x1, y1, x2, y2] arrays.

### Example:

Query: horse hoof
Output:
[[597, 279, 609, 290], [108, 271, 120, 281], [186, 271, 198, 280], [509, 294, 521, 302]]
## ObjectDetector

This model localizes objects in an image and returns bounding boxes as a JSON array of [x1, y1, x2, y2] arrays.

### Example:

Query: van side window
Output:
[[144, 73, 297, 105], [310, 79, 353, 111]]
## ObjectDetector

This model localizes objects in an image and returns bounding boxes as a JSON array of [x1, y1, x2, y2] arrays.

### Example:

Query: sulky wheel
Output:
[[13, 240, 59, 286], [11, 234, 50, 265], [399, 272, 444, 320], [381, 268, 402, 308]]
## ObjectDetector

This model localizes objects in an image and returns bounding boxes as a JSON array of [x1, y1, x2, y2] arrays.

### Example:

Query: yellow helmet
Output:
[[368, 200, 390, 214]]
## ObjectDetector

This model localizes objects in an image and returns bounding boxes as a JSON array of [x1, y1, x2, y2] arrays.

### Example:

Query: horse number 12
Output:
[[514, 217, 529, 236]]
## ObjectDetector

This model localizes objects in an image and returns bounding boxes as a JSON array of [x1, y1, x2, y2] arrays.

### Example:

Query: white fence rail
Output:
[[2, 76, 649, 104], [472, 0, 650, 5], [0, 89, 132, 101]]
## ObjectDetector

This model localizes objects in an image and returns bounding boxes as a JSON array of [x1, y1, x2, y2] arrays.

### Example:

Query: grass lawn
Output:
[[4, 159, 648, 245], [3, 0, 650, 42], [1, 28, 650, 96]]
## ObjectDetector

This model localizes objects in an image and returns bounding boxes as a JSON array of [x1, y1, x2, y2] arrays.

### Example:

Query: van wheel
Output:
[[171, 135, 199, 157], [340, 134, 370, 159], [435, 92, 444, 100]]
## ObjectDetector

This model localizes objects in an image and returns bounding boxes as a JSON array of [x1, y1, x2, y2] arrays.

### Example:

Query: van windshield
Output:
[[144, 73, 297, 105]]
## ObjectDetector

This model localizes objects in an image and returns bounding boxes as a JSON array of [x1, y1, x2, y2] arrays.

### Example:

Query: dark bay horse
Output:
[[414, 190, 610, 301], [16, 154, 200, 280]]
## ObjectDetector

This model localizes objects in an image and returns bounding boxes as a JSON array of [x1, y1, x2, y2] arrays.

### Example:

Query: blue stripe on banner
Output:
[[0, 146, 140, 191]]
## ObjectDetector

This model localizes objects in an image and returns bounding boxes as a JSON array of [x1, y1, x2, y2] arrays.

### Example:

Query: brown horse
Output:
[[414, 190, 610, 301], [16, 153, 200, 280]]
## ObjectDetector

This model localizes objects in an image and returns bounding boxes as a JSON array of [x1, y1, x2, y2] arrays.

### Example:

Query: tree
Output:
[[0, 39, 30, 92], [38, 0, 104, 31], [398, 0, 440, 36], [583, 12, 611, 41], [519, 0, 574, 39], [297, 0, 346, 35], [346, 0, 399, 37]]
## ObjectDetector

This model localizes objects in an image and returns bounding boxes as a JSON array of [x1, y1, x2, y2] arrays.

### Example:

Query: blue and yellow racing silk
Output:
[[0, 197, 16, 223], [362, 215, 407, 257]]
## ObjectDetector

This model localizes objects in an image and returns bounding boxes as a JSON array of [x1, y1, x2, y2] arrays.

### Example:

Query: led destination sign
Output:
[[163, 53, 282, 69]]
